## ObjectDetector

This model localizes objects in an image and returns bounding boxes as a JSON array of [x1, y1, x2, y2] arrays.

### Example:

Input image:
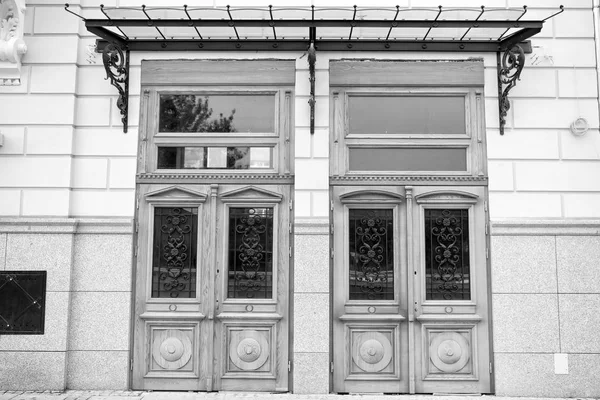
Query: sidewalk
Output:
[[1, 392, 596, 400]]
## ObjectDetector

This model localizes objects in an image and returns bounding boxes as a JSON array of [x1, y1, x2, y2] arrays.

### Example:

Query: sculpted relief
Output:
[[0, 0, 27, 85]]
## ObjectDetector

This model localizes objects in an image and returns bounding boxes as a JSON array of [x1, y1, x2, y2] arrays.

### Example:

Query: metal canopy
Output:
[[65, 4, 564, 134]]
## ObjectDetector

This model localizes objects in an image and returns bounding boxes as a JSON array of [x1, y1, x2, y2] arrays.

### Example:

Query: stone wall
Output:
[[0, 220, 132, 390], [490, 222, 600, 398]]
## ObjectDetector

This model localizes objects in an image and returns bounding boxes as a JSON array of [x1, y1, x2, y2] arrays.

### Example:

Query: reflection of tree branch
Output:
[[160, 95, 237, 133]]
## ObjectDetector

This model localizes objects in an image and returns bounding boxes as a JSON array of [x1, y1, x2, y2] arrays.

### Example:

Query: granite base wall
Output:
[[490, 221, 600, 398], [0, 219, 133, 391]]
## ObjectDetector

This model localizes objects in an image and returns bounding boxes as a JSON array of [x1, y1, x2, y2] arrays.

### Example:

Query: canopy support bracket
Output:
[[497, 44, 525, 135], [308, 26, 316, 135], [102, 42, 130, 133]]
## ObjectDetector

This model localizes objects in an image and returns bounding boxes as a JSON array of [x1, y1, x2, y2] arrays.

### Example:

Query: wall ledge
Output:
[[491, 219, 600, 236], [0, 217, 133, 234]]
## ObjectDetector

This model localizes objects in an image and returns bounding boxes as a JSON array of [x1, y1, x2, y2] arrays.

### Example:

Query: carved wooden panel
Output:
[[348, 326, 399, 377], [148, 325, 197, 375], [226, 326, 274, 375], [423, 326, 476, 379]]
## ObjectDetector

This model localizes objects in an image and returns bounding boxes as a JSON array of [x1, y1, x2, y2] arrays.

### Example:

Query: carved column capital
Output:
[[0, 0, 27, 85]]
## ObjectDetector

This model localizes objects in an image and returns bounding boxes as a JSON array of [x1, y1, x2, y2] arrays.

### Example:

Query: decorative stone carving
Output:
[[0, 0, 27, 85]]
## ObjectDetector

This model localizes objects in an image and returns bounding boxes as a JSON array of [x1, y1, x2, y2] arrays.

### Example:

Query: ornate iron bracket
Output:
[[102, 42, 130, 133], [307, 26, 316, 135], [497, 44, 525, 135]]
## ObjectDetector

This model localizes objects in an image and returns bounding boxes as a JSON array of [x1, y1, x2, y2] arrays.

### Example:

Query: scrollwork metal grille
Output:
[[227, 207, 274, 299], [0, 271, 46, 334], [425, 209, 471, 301], [349, 209, 394, 301], [152, 207, 198, 298]]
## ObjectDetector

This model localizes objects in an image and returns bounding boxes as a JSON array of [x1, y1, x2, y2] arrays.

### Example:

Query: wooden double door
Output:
[[132, 183, 291, 392], [332, 185, 492, 394]]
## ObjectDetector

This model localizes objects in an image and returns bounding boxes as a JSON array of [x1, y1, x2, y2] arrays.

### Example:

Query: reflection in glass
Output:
[[152, 207, 198, 298], [227, 207, 274, 299], [349, 147, 467, 172], [157, 147, 272, 169], [349, 209, 394, 301], [348, 95, 466, 134], [425, 209, 471, 301], [159, 94, 275, 133]]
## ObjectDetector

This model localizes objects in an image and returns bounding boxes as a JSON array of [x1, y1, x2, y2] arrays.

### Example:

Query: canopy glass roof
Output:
[[66, 5, 563, 52]]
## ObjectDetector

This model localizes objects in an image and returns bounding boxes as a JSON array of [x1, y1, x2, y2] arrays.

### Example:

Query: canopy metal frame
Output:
[[65, 4, 564, 134]]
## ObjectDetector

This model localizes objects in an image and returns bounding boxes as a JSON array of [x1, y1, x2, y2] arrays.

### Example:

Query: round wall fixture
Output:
[[570, 117, 589, 136]]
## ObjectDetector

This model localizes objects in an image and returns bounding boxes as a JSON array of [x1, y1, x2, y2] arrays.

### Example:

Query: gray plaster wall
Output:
[[0, 219, 133, 391], [490, 222, 600, 398]]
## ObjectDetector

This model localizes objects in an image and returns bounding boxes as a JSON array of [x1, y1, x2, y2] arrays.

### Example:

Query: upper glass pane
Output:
[[159, 94, 275, 133], [157, 146, 272, 170], [348, 95, 466, 134], [349, 209, 394, 301], [349, 147, 467, 172], [425, 209, 470, 301]]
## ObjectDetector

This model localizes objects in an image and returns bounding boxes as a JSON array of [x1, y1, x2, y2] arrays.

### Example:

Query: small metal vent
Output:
[[0, 271, 47, 334]]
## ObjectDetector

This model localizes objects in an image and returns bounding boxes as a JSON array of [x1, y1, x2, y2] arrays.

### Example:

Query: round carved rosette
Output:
[[152, 329, 192, 370], [352, 332, 393, 373], [229, 330, 269, 371], [430, 331, 470, 373]]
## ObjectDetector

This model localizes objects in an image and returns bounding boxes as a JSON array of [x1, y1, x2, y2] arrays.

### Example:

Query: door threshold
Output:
[[433, 394, 482, 396]]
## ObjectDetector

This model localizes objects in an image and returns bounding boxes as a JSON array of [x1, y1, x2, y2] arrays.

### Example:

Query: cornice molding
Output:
[[137, 173, 294, 184], [0, 0, 27, 85], [331, 175, 488, 185]]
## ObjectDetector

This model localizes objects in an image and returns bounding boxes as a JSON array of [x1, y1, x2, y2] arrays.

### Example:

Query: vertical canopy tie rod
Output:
[[100, 4, 129, 40], [497, 44, 525, 135], [308, 26, 317, 135], [142, 5, 166, 40], [348, 5, 357, 40], [498, 5, 526, 41], [269, 5, 277, 40], [460, 5, 484, 41], [102, 42, 130, 133], [422, 5, 442, 41], [385, 5, 400, 41], [227, 6, 240, 41], [184, 5, 202, 39], [64, 4, 85, 20]]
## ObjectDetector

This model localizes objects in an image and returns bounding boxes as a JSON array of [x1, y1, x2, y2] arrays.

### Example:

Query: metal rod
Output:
[[64, 3, 85, 20], [460, 5, 484, 41], [543, 5, 564, 21], [184, 4, 202, 39], [227, 5, 240, 40], [422, 5, 442, 40], [142, 4, 166, 40], [311, 5, 315, 22], [308, 26, 316, 135], [498, 5, 526, 41], [100, 4, 129, 40], [96, 38, 534, 53], [85, 18, 544, 29], [385, 5, 400, 40], [348, 5, 357, 40], [269, 5, 277, 40]]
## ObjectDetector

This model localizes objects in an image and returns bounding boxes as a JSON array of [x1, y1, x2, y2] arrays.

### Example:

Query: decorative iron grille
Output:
[[0, 271, 47, 334], [152, 207, 198, 298], [349, 209, 395, 301], [227, 207, 274, 299], [425, 209, 471, 301]]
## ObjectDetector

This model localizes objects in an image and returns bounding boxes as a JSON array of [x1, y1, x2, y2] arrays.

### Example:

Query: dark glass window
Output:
[[349, 209, 394, 301], [159, 94, 275, 133], [152, 207, 198, 298], [348, 147, 467, 172], [227, 207, 274, 299], [425, 209, 471, 301], [348, 95, 466, 134], [157, 146, 272, 169], [0, 271, 46, 334]]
